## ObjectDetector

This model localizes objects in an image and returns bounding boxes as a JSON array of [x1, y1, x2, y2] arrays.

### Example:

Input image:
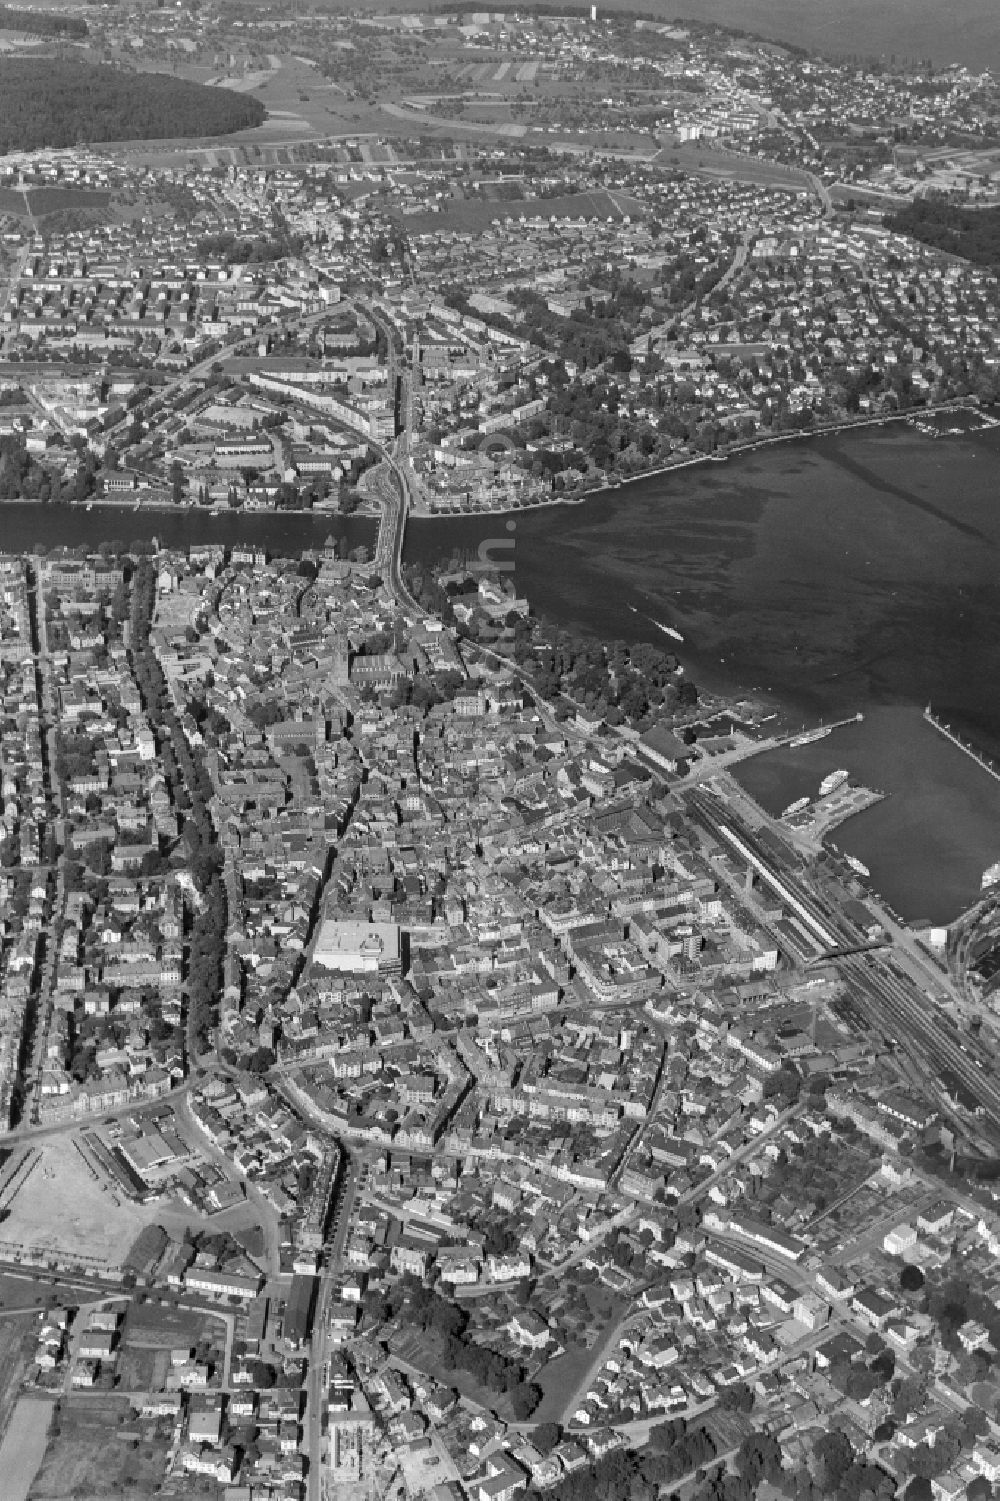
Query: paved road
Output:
[[0, 1078, 196, 1147], [631, 221, 757, 356], [678, 1104, 800, 1207], [175, 1094, 281, 1276], [303, 1156, 360, 1501]]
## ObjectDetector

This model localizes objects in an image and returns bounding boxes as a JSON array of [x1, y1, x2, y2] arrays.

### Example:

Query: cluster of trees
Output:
[[507, 286, 637, 372], [0, 434, 59, 502], [693, 1430, 783, 1501], [389, 1280, 540, 1416], [524, 626, 696, 727], [54, 729, 100, 785], [658, 241, 731, 309], [0, 4, 86, 35], [721, 1410, 997, 1501], [548, 376, 659, 470], [0, 59, 265, 153], [763, 1064, 806, 1104], [795, 1428, 896, 1501], [823, 1335, 895, 1405], [548, 1419, 716, 1501], [195, 229, 307, 266], [898, 1415, 987, 1483], [923, 1272, 1000, 1355], [387, 674, 464, 714], [187, 857, 226, 1057], [887, 197, 1000, 271]]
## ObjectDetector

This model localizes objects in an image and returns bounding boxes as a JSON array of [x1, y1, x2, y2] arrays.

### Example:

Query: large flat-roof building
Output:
[[282, 1274, 316, 1350], [312, 919, 401, 977]]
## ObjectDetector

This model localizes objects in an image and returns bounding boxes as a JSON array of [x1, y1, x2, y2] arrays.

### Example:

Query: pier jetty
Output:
[[924, 705, 1000, 786]]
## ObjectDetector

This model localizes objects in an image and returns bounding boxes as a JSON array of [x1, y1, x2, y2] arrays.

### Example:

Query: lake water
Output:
[[404, 421, 1000, 923], [629, 0, 1000, 73], [6, 420, 1000, 923], [732, 706, 1000, 925]]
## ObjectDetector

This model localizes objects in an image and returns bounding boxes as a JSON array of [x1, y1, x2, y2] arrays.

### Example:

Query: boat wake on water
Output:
[[627, 604, 685, 643]]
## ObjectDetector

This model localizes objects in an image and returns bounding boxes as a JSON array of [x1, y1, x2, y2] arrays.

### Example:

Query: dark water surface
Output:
[[8, 422, 1000, 921], [404, 423, 1000, 922], [0, 503, 375, 558], [732, 706, 1000, 926], [633, 0, 1000, 73]]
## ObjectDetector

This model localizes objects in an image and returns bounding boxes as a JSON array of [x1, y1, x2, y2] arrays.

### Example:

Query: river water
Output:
[[0, 502, 375, 558], [5, 419, 1000, 923]]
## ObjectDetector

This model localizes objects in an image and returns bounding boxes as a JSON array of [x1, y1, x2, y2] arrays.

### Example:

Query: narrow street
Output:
[[174, 1095, 281, 1278]]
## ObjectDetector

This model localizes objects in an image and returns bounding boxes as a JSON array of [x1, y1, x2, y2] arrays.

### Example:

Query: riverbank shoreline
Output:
[[408, 397, 990, 521], [7, 398, 985, 525]]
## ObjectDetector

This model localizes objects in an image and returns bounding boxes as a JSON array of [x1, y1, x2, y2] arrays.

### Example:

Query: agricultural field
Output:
[[0, 1395, 54, 1501], [0, 1313, 47, 1440], [26, 188, 111, 215], [0, 1271, 92, 1312], [0, 186, 28, 215], [654, 142, 813, 190], [26, 1394, 168, 1501], [118, 52, 409, 167]]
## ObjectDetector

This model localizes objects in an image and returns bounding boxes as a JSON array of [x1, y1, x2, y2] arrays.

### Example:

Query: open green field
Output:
[[114, 52, 407, 166], [0, 187, 110, 218], [116, 1341, 170, 1394], [102, 47, 659, 164], [395, 186, 646, 234], [531, 1279, 630, 1423], [531, 1338, 594, 1424], [122, 1297, 225, 1354], [0, 1314, 45, 1445], [655, 142, 812, 190], [0, 1395, 54, 1501], [0, 1271, 87, 1311]]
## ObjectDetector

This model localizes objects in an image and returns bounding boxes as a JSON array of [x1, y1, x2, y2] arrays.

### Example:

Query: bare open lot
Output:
[[0, 1141, 160, 1272]]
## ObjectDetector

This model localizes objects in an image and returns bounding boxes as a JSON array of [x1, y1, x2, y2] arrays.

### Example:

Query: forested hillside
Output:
[[887, 197, 1000, 270], [0, 6, 87, 36], [0, 58, 265, 152]]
